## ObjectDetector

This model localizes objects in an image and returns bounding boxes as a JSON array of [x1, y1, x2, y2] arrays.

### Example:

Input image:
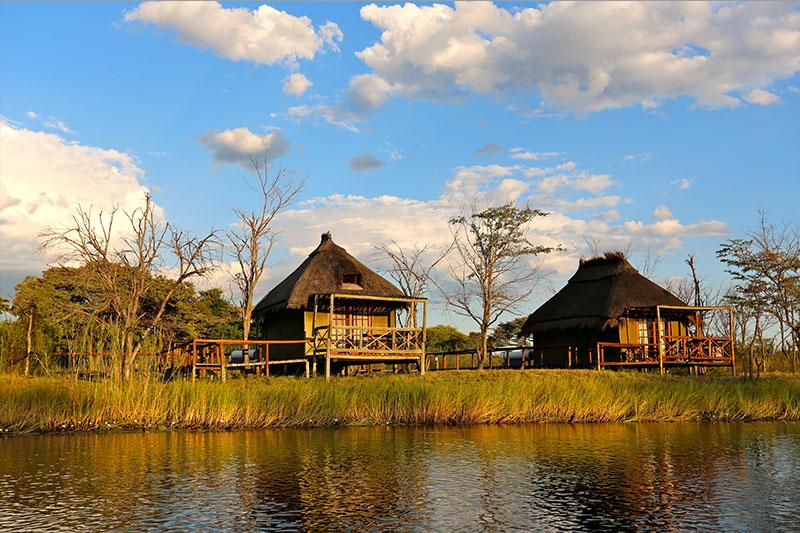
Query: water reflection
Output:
[[1, 423, 798, 531]]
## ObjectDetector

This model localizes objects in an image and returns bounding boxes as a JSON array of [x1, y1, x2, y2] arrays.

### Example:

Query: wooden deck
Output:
[[310, 293, 428, 381]]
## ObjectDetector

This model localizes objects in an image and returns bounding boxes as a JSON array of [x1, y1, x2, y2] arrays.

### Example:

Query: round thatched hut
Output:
[[252, 232, 426, 376], [520, 252, 688, 367]]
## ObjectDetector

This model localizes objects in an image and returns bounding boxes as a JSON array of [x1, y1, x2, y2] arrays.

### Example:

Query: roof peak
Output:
[[578, 251, 628, 268]]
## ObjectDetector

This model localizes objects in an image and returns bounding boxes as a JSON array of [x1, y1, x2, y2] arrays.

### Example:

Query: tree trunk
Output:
[[478, 323, 489, 369], [748, 315, 760, 380], [25, 311, 33, 376], [757, 326, 766, 380], [122, 332, 135, 380], [242, 307, 251, 369]]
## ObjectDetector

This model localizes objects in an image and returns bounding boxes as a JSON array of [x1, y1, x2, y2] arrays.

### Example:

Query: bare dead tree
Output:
[[41, 193, 219, 379], [438, 203, 559, 369], [228, 153, 305, 365], [375, 240, 452, 327]]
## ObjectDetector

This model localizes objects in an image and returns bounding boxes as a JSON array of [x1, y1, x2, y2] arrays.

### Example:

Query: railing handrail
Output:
[[314, 324, 423, 333], [662, 335, 732, 342]]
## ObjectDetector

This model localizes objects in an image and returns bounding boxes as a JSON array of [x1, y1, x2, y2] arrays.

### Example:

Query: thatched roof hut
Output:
[[253, 231, 406, 315], [521, 251, 685, 336]]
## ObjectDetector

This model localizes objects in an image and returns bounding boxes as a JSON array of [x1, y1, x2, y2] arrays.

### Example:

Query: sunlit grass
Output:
[[1, 370, 799, 434]]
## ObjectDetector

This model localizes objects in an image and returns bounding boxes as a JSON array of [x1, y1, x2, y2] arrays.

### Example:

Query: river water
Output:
[[1, 423, 799, 532]]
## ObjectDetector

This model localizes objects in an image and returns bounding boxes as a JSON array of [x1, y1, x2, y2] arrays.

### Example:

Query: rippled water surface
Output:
[[1, 423, 799, 531]]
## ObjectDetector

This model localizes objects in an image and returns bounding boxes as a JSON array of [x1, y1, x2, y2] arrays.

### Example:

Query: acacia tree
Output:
[[440, 203, 558, 368], [228, 154, 304, 365], [718, 212, 800, 374], [10, 277, 44, 375], [41, 193, 219, 379]]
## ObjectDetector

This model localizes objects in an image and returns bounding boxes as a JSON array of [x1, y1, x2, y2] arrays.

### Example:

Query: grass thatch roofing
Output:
[[520, 251, 686, 335], [253, 232, 406, 314]]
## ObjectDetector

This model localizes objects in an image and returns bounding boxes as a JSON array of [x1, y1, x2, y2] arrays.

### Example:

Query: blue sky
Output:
[[1, 2, 799, 331]]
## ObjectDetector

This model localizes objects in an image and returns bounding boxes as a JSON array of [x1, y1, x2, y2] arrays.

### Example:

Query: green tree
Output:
[[490, 317, 527, 346], [718, 212, 800, 376], [426, 325, 472, 352], [41, 194, 219, 379], [440, 203, 559, 368]]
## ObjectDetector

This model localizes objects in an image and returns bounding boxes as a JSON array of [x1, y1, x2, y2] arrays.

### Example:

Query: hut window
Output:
[[342, 273, 362, 286]]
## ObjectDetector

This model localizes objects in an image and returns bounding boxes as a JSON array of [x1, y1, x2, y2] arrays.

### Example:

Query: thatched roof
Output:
[[520, 252, 686, 335], [253, 232, 406, 314]]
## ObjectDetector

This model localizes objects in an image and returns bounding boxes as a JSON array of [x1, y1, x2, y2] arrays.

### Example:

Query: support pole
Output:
[[420, 299, 427, 375], [326, 293, 333, 382], [729, 306, 736, 376], [265, 343, 270, 378], [656, 306, 664, 375], [220, 343, 226, 382], [312, 294, 319, 377], [192, 339, 197, 382]]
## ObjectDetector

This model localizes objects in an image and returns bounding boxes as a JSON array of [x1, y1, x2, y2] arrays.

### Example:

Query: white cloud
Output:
[[670, 178, 692, 190], [198, 127, 291, 166], [282, 73, 313, 96], [652, 205, 673, 220], [125, 2, 342, 67], [42, 117, 76, 135], [354, 2, 800, 114], [0, 120, 151, 275], [743, 88, 782, 105], [537, 171, 614, 196], [285, 103, 363, 132], [510, 151, 563, 161], [25, 111, 39, 119], [624, 152, 654, 162]]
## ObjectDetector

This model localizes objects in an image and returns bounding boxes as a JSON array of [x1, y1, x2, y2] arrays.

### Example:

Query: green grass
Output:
[[1, 370, 799, 434]]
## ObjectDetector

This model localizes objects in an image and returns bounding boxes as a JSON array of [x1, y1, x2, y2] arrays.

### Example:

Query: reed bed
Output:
[[1, 370, 799, 434]]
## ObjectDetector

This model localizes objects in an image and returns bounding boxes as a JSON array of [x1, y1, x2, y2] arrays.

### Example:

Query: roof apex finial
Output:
[[321, 231, 332, 244]]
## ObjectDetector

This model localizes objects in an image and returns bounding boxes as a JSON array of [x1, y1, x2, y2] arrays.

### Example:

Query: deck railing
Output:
[[313, 325, 424, 356], [596, 335, 733, 368]]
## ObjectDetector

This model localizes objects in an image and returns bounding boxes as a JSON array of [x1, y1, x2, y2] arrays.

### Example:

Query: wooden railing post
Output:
[[729, 306, 736, 376], [220, 343, 226, 382], [656, 306, 664, 374], [326, 294, 333, 382], [192, 339, 197, 381], [265, 343, 270, 378]]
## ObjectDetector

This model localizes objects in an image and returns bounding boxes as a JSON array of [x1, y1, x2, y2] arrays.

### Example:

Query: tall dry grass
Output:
[[1, 370, 799, 434]]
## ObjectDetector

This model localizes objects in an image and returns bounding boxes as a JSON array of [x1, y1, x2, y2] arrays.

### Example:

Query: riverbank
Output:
[[1, 370, 799, 434]]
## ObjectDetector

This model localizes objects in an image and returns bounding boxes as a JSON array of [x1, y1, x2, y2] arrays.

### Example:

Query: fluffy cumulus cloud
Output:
[[198, 127, 291, 166], [348, 153, 385, 173], [743, 88, 782, 105], [652, 205, 673, 220], [353, 2, 800, 114], [0, 120, 151, 278], [125, 2, 342, 67], [282, 73, 313, 96]]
